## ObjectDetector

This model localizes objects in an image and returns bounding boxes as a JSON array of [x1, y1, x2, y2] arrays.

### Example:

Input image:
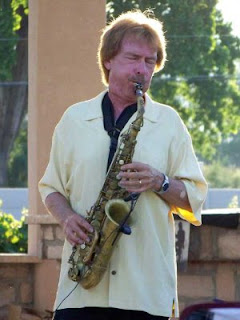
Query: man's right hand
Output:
[[62, 212, 94, 246], [45, 192, 94, 246]]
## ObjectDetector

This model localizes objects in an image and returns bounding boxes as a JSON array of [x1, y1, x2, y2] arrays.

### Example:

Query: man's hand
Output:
[[118, 161, 163, 193], [118, 161, 192, 211], [62, 212, 94, 246], [45, 192, 93, 246]]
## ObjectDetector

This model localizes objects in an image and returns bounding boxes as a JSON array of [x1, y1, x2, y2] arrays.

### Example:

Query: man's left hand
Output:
[[118, 161, 163, 193]]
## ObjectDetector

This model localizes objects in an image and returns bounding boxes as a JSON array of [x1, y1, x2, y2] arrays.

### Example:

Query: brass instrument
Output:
[[68, 83, 145, 289]]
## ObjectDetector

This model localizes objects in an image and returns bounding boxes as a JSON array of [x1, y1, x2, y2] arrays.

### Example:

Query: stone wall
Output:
[[0, 219, 239, 319], [178, 262, 240, 310], [179, 222, 240, 310], [0, 264, 33, 307]]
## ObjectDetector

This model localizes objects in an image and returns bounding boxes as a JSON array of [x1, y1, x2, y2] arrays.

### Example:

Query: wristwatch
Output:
[[154, 173, 170, 195]]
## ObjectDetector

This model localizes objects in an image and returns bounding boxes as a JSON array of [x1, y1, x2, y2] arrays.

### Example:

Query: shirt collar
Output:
[[81, 90, 158, 123], [143, 94, 158, 123]]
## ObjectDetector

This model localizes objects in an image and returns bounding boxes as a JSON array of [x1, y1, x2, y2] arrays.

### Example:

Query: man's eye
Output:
[[147, 59, 156, 65]]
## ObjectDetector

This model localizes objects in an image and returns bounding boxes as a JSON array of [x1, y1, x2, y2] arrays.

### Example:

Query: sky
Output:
[[217, 0, 240, 37]]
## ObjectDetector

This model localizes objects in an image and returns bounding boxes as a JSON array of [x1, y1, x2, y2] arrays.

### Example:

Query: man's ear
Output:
[[104, 60, 111, 70]]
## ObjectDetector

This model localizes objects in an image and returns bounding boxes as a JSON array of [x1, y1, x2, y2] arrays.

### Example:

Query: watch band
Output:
[[153, 173, 170, 195]]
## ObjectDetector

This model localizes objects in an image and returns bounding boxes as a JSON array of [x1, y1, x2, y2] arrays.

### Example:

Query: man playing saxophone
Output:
[[39, 9, 207, 320]]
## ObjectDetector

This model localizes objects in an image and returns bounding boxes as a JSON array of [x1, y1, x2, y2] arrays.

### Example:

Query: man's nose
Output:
[[135, 59, 147, 75]]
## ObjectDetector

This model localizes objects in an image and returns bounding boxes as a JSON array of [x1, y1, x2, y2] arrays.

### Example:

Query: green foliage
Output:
[[203, 162, 240, 188], [214, 132, 240, 167], [0, 1, 16, 80], [7, 118, 28, 187], [0, 0, 28, 80], [0, 199, 28, 253], [107, 0, 240, 160], [11, 0, 28, 31]]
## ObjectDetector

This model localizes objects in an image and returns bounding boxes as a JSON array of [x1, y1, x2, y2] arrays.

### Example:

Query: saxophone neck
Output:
[[134, 82, 145, 116]]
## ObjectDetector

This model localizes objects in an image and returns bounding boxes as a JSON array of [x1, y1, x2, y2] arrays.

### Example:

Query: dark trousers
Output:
[[54, 307, 169, 320]]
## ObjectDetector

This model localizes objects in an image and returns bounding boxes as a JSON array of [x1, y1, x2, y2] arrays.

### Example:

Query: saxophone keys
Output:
[[94, 211, 104, 220], [85, 269, 92, 276], [83, 256, 88, 263], [91, 220, 101, 230], [119, 160, 124, 165], [80, 243, 86, 250], [109, 180, 118, 189]]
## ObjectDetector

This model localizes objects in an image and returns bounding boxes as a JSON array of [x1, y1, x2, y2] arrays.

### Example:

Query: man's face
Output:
[[104, 35, 157, 102]]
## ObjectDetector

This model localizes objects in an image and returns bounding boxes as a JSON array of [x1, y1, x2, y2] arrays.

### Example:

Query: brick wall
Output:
[[42, 225, 64, 259], [0, 264, 34, 319], [0, 219, 239, 319], [178, 262, 240, 310], [179, 222, 240, 311]]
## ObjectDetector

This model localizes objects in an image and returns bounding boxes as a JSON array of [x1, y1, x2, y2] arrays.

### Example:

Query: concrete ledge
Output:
[[26, 214, 58, 225], [202, 208, 240, 215], [0, 254, 42, 263]]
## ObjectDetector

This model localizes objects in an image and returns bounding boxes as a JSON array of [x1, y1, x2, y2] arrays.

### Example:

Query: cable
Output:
[[53, 282, 79, 314], [154, 75, 240, 82], [0, 34, 239, 41], [166, 34, 239, 39], [0, 81, 28, 86], [0, 38, 27, 41]]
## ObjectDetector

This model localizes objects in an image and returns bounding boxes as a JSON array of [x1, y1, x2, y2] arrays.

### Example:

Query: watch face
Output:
[[162, 175, 170, 192], [163, 182, 169, 191]]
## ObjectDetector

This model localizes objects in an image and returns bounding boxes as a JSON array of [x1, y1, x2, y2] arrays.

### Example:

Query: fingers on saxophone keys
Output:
[[70, 229, 90, 245], [67, 231, 79, 246], [119, 177, 142, 187], [79, 218, 94, 234], [118, 171, 141, 180]]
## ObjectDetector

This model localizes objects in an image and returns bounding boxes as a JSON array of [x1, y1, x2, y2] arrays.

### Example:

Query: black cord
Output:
[[53, 282, 79, 316], [112, 193, 140, 246]]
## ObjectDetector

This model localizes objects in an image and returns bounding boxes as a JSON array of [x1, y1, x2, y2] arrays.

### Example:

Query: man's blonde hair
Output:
[[98, 10, 167, 86]]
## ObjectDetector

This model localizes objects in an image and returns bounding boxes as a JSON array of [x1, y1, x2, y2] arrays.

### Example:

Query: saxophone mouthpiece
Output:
[[134, 82, 143, 97], [134, 82, 143, 90], [128, 77, 144, 95]]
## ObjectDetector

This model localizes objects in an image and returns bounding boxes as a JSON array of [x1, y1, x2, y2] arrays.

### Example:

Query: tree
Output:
[[1, 1, 240, 186], [107, 0, 240, 159], [7, 116, 27, 187], [215, 133, 240, 167], [0, 0, 28, 186]]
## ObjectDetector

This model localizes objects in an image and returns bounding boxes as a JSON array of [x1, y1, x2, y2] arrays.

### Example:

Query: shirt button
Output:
[[111, 270, 117, 275]]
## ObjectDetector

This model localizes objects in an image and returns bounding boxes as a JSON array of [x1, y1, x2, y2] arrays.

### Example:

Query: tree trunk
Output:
[[0, 152, 8, 186], [0, 6, 28, 187]]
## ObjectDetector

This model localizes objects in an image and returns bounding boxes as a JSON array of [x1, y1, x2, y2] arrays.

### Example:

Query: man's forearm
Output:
[[158, 177, 192, 211], [45, 192, 74, 228]]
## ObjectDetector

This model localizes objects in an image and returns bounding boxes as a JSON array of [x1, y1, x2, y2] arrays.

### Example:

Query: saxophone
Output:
[[68, 83, 145, 289]]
